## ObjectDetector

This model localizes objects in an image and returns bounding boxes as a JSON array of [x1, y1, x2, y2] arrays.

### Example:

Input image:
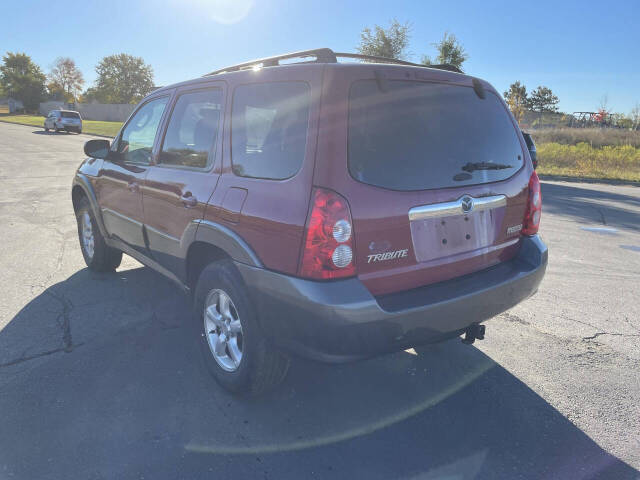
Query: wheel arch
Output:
[[186, 242, 232, 291], [184, 220, 263, 291], [72, 174, 108, 238]]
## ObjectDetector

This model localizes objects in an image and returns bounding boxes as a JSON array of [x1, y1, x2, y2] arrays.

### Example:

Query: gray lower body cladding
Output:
[[236, 234, 548, 363]]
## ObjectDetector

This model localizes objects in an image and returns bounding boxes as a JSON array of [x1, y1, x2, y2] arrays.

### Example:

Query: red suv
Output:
[[73, 49, 547, 394]]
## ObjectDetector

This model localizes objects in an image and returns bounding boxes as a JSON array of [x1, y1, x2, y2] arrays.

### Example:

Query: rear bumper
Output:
[[236, 235, 548, 363]]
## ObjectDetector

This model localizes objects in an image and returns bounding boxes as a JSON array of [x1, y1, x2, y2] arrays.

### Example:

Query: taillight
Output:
[[522, 171, 542, 235], [300, 188, 355, 280]]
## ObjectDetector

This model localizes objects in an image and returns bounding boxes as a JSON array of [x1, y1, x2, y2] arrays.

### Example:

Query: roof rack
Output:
[[203, 48, 462, 76]]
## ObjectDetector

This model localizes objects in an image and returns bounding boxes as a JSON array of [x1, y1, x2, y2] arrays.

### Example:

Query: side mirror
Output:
[[521, 132, 538, 170], [84, 139, 110, 159]]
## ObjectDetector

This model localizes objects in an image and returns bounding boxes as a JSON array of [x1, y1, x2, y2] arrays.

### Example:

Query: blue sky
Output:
[[2, 0, 639, 113]]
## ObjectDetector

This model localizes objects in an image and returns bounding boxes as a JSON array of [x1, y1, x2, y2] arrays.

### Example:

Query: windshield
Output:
[[61, 111, 80, 118], [348, 80, 524, 190]]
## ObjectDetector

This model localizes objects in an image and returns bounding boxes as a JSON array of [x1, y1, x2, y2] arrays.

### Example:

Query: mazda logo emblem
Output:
[[461, 196, 474, 213]]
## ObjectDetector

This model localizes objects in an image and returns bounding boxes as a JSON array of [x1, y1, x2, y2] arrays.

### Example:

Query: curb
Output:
[[0, 119, 114, 139], [538, 174, 639, 187]]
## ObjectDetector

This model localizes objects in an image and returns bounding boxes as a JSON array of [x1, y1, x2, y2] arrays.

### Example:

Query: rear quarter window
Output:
[[231, 82, 310, 180], [348, 80, 524, 191]]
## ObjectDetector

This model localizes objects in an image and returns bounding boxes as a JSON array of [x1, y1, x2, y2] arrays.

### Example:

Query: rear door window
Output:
[[159, 89, 222, 169], [348, 80, 524, 191], [231, 82, 310, 180]]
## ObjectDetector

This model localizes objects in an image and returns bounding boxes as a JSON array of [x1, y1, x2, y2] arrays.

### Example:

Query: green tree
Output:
[[85, 53, 154, 104], [528, 86, 559, 113], [357, 19, 411, 60], [612, 113, 633, 129], [0, 52, 47, 110], [48, 57, 84, 102], [422, 32, 469, 71], [503, 81, 529, 124]]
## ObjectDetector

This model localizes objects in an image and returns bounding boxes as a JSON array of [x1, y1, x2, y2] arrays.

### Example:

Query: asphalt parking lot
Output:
[[0, 121, 639, 479]]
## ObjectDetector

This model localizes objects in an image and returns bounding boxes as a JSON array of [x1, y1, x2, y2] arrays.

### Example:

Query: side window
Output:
[[158, 89, 222, 169], [116, 97, 168, 164], [231, 82, 310, 180]]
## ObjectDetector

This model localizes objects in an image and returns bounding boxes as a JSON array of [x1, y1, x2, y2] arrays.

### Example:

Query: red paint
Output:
[[81, 61, 535, 297]]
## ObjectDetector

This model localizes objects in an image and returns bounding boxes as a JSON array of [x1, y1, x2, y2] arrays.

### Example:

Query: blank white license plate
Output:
[[410, 209, 504, 263]]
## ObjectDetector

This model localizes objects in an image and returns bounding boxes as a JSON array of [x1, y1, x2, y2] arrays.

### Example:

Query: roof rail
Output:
[[203, 48, 463, 76], [333, 52, 462, 73], [204, 48, 337, 76]]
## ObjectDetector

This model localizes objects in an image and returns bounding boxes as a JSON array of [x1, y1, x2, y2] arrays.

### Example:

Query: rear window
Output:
[[348, 80, 524, 191], [61, 111, 80, 118], [232, 82, 310, 180]]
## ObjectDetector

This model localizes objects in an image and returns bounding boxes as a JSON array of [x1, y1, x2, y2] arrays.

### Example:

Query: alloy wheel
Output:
[[81, 212, 95, 259], [203, 289, 244, 372]]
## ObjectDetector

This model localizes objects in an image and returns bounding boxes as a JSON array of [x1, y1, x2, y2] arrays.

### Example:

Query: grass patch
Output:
[[0, 114, 122, 137], [537, 142, 640, 182], [531, 128, 640, 149]]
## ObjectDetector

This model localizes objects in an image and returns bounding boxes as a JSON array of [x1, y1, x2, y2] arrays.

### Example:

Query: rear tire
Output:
[[193, 260, 290, 395], [75, 197, 122, 272]]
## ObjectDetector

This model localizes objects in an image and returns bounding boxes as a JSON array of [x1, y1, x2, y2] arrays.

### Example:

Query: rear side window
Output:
[[159, 89, 222, 169], [61, 111, 80, 118], [232, 82, 310, 180], [348, 80, 524, 191]]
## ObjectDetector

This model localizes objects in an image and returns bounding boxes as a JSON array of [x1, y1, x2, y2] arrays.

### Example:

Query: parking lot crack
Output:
[[0, 347, 66, 368], [593, 206, 607, 225], [582, 331, 640, 341], [46, 289, 75, 352]]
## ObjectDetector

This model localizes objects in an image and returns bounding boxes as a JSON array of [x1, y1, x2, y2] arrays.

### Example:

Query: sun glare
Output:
[[186, 0, 254, 24]]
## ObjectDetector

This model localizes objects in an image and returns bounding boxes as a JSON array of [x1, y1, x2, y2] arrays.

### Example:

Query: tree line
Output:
[[0, 52, 155, 110], [356, 20, 639, 129], [356, 19, 469, 70], [503, 81, 559, 123], [1, 18, 470, 113], [2, 22, 638, 129]]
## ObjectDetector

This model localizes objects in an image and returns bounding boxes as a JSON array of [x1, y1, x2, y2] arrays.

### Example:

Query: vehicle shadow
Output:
[[542, 181, 640, 231], [0, 266, 637, 479], [31, 129, 71, 135]]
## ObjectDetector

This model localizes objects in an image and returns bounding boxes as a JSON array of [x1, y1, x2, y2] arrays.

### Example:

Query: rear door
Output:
[[142, 82, 225, 277], [202, 68, 322, 276], [315, 66, 532, 296], [94, 95, 170, 251]]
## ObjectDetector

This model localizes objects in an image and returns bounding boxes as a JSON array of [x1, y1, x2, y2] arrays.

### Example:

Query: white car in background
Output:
[[44, 110, 82, 134]]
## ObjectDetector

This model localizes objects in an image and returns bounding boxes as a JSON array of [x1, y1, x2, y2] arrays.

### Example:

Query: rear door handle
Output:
[[127, 181, 139, 193], [181, 192, 198, 208]]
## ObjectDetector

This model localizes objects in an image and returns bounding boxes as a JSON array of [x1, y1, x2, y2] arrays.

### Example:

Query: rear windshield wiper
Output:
[[462, 162, 513, 173]]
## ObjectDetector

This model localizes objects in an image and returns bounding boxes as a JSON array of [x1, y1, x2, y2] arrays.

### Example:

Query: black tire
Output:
[[44, 127, 49, 132], [75, 197, 122, 272], [193, 260, 290, 395], [77, 129, 82, 134]]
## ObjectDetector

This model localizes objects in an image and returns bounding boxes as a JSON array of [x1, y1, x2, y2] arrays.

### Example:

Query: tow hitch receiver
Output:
[[462, 324, 485, 345]]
